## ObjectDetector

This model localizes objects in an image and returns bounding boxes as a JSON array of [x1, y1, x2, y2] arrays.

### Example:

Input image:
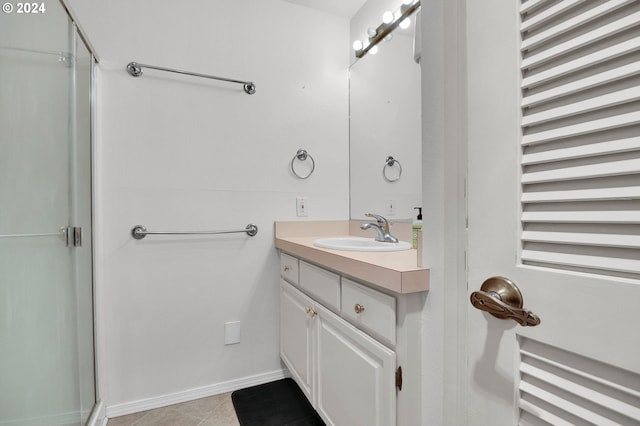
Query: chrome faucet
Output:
[[360, 213, 399, 243]]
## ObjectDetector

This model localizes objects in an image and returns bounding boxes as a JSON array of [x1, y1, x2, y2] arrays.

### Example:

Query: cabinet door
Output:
[[315, 305, 396, 426], [280, 280, 315, 402]]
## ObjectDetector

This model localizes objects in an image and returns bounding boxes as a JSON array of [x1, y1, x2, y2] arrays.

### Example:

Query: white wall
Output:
[[419, 0, 467, 424], [64, 0, 350, 414]]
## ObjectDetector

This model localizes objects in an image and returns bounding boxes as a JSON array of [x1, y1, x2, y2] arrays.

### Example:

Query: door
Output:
[[315, 304, 396, 426], [0, 3, 95, 425], [466, 1, 640, 425], [280, 280, 315, 402]]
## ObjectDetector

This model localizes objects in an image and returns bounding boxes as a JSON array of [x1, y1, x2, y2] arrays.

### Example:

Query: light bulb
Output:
[[367, 27, 377, 37], [402, 0, 414, 5], [370, 45, 379, 55], [382, 11, 394, 24], [399, 18, 411, 29], [353, 40, 363, 51], [384, 33, 394, 42]]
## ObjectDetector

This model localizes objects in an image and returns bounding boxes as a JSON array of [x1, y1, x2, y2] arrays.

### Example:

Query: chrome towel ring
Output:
[[290, 149, 315, 179], [383, 156, 402, 182]]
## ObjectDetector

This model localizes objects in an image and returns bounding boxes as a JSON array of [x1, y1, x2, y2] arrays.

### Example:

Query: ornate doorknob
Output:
[[470, 276, 540, 327]]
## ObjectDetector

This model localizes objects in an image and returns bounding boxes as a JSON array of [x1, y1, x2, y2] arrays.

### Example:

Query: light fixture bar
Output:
[[356, 0, 421, 59]]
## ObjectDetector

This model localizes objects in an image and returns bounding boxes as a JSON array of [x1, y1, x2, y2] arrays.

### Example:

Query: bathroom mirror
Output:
[[349, 4, 421, 221]]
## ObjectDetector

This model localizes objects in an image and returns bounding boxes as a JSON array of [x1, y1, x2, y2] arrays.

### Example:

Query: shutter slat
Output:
[[522, 11, 640, 70], [519, 340, 640, 425], [522, 87, 640, 127], [521, 158, 640, 183], [520, 382, 620, 425], [521, 0, 634, 52], [521, 0, 585, 33], [521, 36, 640, 89], [520, 0, 546, 16], [521, 361, 640, 420], [521, 250, 640, 274], [521, 112, 640, 146], [522, 187, 640, 203], [519, 399, 577, 426], [520, 348, 640, 400], [521, 231, 640, 248], [522, 137, 640, 165], [521, 211, 640, 223], [522, 62, 640, 108]]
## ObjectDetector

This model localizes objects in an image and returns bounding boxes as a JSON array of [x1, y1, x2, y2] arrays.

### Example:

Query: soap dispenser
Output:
[[412, 207, 423, 249]]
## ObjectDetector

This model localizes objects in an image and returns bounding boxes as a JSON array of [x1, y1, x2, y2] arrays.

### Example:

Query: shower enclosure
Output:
[[1, 2, 96, 425]]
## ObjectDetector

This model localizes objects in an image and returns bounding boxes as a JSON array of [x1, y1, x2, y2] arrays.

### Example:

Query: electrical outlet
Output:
[[387, 199, 395, 215], [296, 197, 308, 217]]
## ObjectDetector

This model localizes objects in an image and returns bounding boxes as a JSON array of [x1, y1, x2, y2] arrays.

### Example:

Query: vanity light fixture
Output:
[[353, 0, 421, 59]]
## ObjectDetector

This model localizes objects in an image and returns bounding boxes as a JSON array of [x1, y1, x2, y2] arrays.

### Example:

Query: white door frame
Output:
[[419, 0, 469, 424]]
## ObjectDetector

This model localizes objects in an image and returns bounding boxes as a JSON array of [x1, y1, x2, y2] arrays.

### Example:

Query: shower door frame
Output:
[[0, 1, 103, 424]]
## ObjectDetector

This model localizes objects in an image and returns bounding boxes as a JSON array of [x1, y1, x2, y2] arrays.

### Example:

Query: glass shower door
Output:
[[0, 3, 95, 425]]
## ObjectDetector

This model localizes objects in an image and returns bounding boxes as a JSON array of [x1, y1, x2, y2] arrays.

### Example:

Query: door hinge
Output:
[[396, 366, 403, 391], [66, 226, 83, 247], [58, 52, 74, 67]]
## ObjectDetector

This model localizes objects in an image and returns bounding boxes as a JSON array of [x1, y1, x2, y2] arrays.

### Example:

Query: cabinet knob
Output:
[[305, 306, 317, 318], [283, 265, 290, 272], [354, 303, 365, 314]]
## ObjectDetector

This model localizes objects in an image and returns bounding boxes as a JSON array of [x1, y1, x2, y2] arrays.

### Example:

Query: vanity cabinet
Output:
[[280, 279, 315, 402], [279, 255, 420, 426], [315, 302, 396, 426]]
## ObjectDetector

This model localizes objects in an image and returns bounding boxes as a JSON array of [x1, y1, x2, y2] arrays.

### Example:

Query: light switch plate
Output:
[[296, 197, 308, 217]]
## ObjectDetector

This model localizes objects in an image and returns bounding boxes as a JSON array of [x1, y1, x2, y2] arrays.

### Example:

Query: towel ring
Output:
[[290, 149, 315, 179], [383, 156, 402, 182]]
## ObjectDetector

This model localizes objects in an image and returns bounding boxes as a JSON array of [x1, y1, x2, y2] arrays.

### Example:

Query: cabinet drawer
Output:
[[280, 253, 299, 285], [299, 261, 340, 311], [341, 278, 396, 346]]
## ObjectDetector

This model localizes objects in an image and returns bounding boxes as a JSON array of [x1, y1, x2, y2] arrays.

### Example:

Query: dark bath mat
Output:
[[231, 378, 325, 426]]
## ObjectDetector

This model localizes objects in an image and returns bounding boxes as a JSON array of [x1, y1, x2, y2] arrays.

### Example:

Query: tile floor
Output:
[[106, 392, 240, 426]]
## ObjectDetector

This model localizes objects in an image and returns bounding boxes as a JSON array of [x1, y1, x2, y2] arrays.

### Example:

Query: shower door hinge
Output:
[[66, 226, 83, 247], [58, 52, 74, 67]]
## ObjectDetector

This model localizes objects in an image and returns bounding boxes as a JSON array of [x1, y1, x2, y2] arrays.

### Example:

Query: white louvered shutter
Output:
[[518, 337, 640, 425], [519, 0, 640, 280]]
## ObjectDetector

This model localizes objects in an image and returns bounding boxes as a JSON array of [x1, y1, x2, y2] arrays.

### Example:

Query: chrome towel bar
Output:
[[131, 224, 258, 240], [126, 61, 256, 95]]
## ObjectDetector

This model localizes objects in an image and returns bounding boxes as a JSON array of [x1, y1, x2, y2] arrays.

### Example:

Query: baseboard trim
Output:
[[86, 399, 106, 426], [105, 369, 289, 419]]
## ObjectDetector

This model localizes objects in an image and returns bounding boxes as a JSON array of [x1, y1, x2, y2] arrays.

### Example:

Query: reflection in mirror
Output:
[[349, 0, 421, 221]]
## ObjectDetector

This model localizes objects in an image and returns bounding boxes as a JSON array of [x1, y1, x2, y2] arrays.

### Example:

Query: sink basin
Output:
[[313, 237, 412, 252]]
